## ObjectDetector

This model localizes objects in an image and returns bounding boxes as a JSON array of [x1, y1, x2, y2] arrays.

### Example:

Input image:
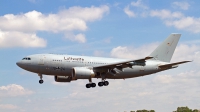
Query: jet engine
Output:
[[54, 76, 76, 82], [72, 67, 95, 79]]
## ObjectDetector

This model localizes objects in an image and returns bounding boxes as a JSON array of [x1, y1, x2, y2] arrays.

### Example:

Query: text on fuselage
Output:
[[64, 57, 84, 61]]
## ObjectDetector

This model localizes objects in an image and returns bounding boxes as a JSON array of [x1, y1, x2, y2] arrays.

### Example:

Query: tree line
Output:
[[128, 106, 199, 112]]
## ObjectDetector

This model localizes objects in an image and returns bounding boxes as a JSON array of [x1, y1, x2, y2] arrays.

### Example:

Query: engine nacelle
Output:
[[54, 76, 76, 82], [72, 67, 95, 79]]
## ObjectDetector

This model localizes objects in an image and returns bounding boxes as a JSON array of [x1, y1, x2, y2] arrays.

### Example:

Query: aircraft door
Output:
[[38, 55, 46, 74]]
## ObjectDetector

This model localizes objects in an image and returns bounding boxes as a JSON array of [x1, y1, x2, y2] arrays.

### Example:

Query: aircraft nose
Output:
[[16, 61, 22, 68]]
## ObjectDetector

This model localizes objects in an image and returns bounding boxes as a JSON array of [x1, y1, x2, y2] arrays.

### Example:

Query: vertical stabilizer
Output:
[[149, 34, 181, 62]]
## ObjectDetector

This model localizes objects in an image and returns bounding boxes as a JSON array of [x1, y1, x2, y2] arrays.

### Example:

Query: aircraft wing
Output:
[[158, 61, 191, 69], [93, 56, 153, 71]]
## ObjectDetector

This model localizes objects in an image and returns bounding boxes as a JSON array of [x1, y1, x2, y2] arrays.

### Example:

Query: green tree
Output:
[[135, 109, 155, 112], [149, 110, 155, 112], [192, 109, 198, 112], [176, 106, 193, 112]]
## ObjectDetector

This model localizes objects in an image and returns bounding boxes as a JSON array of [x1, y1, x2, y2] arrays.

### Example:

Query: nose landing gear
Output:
[[38, 74, 44, 84], [39, 80, 44, 84]]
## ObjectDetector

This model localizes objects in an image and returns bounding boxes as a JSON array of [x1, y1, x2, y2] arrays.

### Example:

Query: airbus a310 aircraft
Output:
[[16, 34, 191, 88]]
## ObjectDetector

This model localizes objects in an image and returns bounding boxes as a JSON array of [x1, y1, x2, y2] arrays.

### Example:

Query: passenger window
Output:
[[28, 58, 31, 60]]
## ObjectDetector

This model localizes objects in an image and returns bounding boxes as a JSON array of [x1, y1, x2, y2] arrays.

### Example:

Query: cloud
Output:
[[0, 104, 18, 110], [124, 6, 136, 18], [124, 0, 148, 18], [0, 84, 33, 97], [74, 34, 86, 43], [0, 6, 109, 33], [172, 44, 200, 63], [110, 43, 158, 59], [165, 17, 200, 33], [124, 1, 200, 33], [0, 5, 109, 47], [150, 9, 200, 33], [150, 9, 184, 19], [0, 30, 46, 48], [153, 75, 173, 84], [131, 0, 148, 9], [59, 5, 109, 22], [153, 70, 200, 87], [64, 33, 86, 43], [172, 1, 190, 10]]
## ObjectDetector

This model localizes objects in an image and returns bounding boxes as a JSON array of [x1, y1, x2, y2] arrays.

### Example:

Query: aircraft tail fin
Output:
[[149, 34, 181, 62]]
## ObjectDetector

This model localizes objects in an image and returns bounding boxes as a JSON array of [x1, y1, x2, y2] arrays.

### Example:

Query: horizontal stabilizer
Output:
[[159, 61, 191, 69]]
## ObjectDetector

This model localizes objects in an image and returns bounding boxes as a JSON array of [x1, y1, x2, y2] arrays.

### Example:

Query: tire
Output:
[[103, 81, 109, 86], [39, 80, 43, 84], [91, 83, 96, 88], [98, 82, 103, 87], [86, 84, 91, 88]]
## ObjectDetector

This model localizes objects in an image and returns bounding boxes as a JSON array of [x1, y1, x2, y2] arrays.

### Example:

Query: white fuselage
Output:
[[16, 54, 169, 79]]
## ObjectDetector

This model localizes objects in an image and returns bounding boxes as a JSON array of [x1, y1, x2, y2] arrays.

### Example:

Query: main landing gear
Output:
[[38, 74, 44, 84], [97, 73, 109, 87], [86, 78, 96, 88], [85, 78, 109, 88], [85, 83, 96, 88], [98, 81, 109, 87]]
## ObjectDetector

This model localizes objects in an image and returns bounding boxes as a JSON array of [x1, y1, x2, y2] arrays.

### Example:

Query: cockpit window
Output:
[[22, 57, 31, 60]]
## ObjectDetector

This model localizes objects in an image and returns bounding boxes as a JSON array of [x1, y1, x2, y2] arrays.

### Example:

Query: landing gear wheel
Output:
[[39, 80, 43, 84], [103, 81, 109, 86], [91, 83, 96, 88], [98, 82, 104, 87], [86, 84, 91, 88]]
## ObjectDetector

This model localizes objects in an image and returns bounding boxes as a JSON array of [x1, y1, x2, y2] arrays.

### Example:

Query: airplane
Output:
[[16, 34, 191, 88]]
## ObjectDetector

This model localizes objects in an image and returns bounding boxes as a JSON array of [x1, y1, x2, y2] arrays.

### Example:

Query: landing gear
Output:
[[85, 73, 109, 88], [38, 74, 44, 84], [91, 83, 96, 87], [103, 81, 109, 86], [98, 73, 109, 87], [86, 78, 96, 88], [39, 80, 44, 84], [86, 83, 96, 88], [98, 82, 103, 87], [98, 81, 109, 87]]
